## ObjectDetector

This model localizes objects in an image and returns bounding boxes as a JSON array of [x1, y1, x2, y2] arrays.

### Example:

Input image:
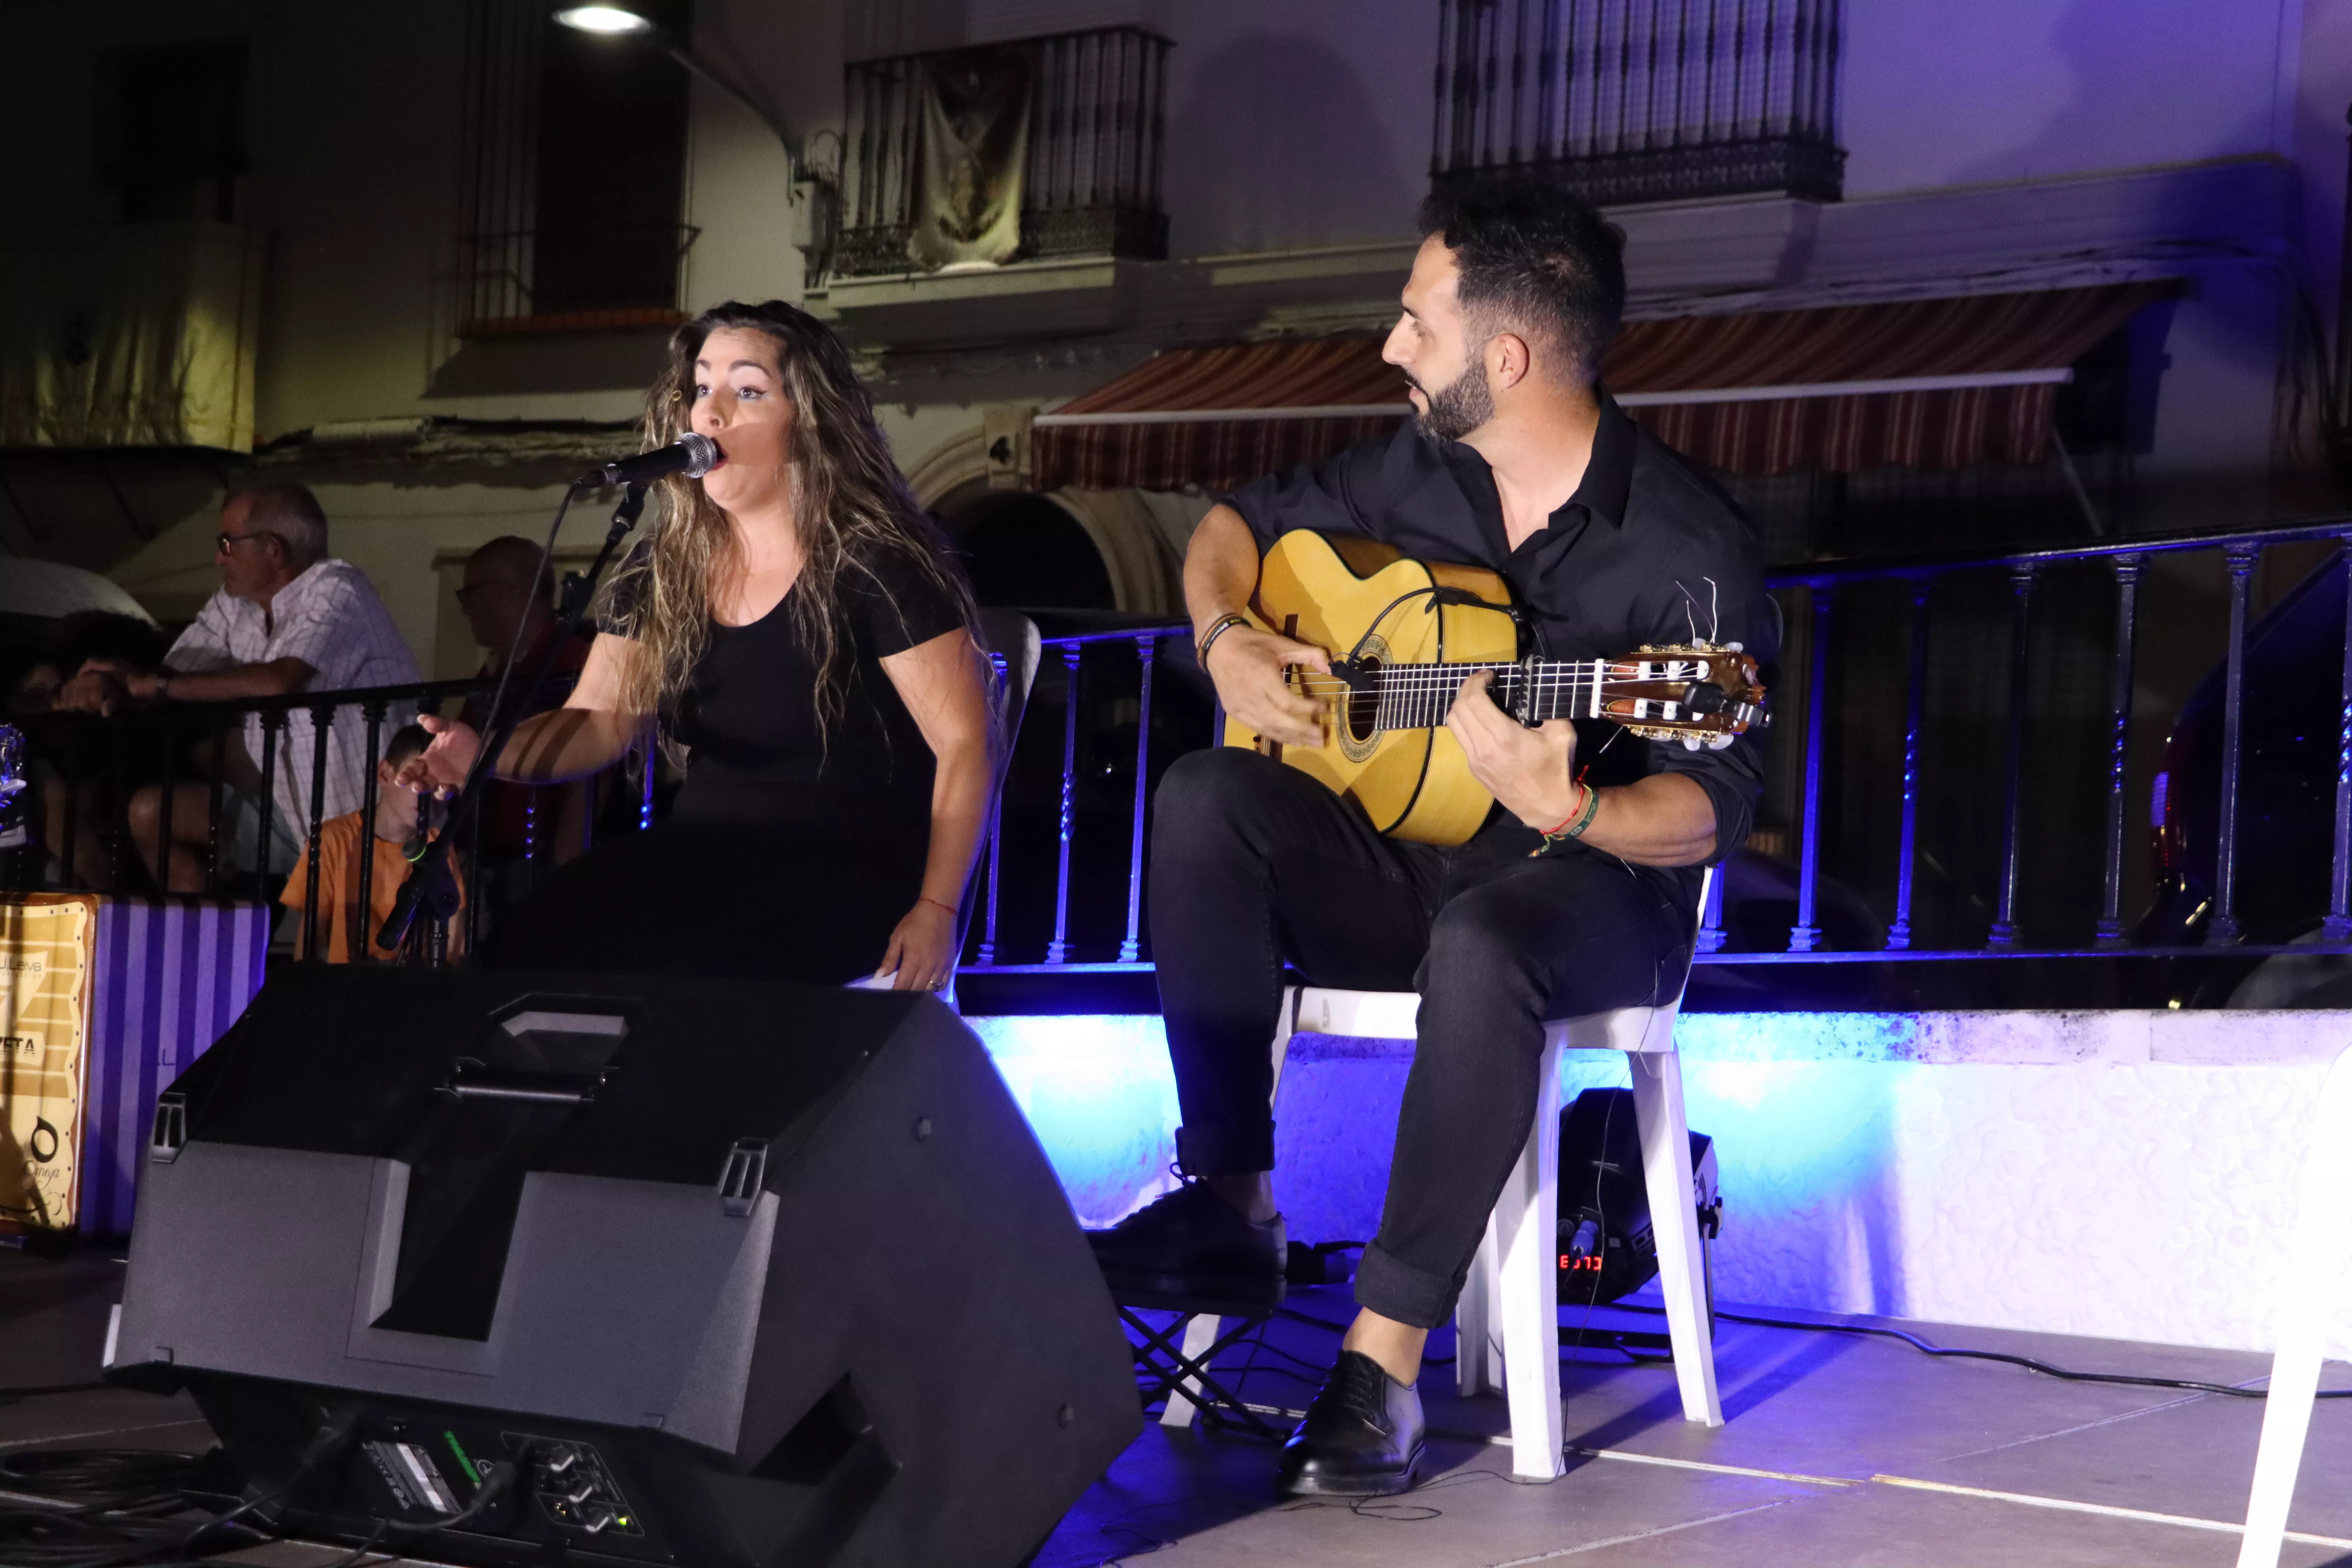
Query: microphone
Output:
[[580, 433, 721, 488]]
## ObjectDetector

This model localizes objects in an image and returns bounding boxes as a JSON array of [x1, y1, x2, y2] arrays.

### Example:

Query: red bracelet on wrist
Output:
[[1538, 785, 1587, 838], [918, 895, 959, 917]]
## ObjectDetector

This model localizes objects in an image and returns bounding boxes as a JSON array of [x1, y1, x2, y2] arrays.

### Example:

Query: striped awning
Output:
[[1028, 283, 2171, 489]]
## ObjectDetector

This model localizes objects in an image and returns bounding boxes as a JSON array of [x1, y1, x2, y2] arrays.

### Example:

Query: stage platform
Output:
[[7, 1250, 2352, 1567]]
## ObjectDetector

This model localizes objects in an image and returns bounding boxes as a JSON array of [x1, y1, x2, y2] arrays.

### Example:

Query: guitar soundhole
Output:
[[1335, 651, 1383, 763]]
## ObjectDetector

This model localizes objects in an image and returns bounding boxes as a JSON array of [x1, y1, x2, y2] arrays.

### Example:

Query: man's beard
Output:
[[1409, 362, 1494, 443]]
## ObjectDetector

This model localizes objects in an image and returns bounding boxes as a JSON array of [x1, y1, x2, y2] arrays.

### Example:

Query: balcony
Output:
[[1431, 0, 1844, 208], [452, 221, 699, 339], [833, 26, 1172, 281]]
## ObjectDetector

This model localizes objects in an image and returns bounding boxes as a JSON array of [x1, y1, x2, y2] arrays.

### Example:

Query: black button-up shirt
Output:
[[1223, 392, 1776, 897]]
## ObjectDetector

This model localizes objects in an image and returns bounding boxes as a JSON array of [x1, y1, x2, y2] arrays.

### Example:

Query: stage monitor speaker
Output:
[[1555, 1087, 1719, 1306], [106, 965, 1140, 1568]]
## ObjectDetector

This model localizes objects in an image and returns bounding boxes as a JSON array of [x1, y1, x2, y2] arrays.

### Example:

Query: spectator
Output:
[[7, 611, 174, 889], [280, 723, 467, 962], [56, 482, 421, 891], [454, 537, 592, 874]]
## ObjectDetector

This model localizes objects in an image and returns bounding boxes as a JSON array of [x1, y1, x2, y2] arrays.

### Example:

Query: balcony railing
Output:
[[35, 515, 2352, 1005], [958, 515, 2352, 1010], [835, 26, 1172, 279], [454, 223, 699, 338], [1431, 0, 1844, 207], [1, 675, 646, 962]]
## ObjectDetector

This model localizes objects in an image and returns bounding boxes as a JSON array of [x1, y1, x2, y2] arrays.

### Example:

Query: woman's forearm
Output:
[[494, 708, 645, 784], [918, 739, 992, 912]]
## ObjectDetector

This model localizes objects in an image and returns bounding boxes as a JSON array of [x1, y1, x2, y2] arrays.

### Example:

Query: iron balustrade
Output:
[[835, 25, 1172, 279], [24, 512, 2347, 986], [1431, 0, 1844, 206], [453, 223, 701, 338], [959, 515, 2352, 977], [0, 674, 637, 964]]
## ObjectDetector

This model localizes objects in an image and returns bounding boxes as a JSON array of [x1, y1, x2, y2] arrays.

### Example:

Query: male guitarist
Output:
[[1088, 181, 1776, 1495]]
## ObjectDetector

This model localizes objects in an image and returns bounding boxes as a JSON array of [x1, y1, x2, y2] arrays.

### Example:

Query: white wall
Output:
[[1153, 0, 1431, 255], [1840, 0, 2303, 196], [974, 1009, 2352, 1357]]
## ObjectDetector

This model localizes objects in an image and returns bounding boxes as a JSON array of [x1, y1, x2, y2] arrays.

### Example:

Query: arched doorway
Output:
[[937, 486, 1116, 610], [907, 426, 1181, 614]]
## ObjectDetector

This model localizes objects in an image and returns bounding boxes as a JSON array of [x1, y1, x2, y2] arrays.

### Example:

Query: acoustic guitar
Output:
[[1223, 530, 1769, 845]]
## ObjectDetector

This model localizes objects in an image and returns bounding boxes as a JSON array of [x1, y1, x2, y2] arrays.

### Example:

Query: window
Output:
[[100, 39, 247, 222], [454, 0, 695, 334]]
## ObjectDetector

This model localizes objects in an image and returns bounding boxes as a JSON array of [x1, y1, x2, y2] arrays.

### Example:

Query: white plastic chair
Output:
[[2235, 1038, 2352, 1568], [1161, 868, 1724, 1482]]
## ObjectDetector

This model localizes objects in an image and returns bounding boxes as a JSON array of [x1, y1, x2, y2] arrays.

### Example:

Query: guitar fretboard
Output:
[[1338, 657, 1714, 732]]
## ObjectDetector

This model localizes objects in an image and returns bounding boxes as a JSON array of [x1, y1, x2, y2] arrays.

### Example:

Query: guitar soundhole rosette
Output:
[[1337, 635, 1385, 762]]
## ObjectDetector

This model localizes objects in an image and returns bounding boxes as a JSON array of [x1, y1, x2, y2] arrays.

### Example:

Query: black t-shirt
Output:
[[1222, 392, 1775, 895], [610, 541, 970, 831]]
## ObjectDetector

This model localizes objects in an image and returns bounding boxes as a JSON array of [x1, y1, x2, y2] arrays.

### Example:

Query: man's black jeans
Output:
[[1148, 747, 1695, 1330]]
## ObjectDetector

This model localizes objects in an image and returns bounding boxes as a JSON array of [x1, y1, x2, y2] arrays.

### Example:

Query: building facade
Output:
[[0, 0, 2346, 674]]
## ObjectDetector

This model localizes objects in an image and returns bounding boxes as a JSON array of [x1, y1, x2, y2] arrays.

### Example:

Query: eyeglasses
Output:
[[215, 531, 272, 554], [454, 583, 510, 608]]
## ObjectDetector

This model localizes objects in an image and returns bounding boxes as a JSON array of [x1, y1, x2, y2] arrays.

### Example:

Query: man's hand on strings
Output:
[[1447, 669, 1582, 829], [1203, 624, 1329, 749]]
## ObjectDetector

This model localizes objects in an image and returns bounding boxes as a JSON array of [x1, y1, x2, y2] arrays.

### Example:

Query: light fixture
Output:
[[553, 5, 655, 35], [543, 0, 836, 278]]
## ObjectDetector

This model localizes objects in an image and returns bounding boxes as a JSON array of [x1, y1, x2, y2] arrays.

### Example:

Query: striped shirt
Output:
[[167, 559, 422, 835]]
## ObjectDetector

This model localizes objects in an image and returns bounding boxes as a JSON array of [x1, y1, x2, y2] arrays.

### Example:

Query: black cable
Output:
[[0, 1412, 360, 1568], [1621, 1304, 2352, 1401], [0, 1450, 211, 1505], [370, 1455, 519, 1541], [1280, 1269, 2340, 1400], [313, 1518, 388, 1568]]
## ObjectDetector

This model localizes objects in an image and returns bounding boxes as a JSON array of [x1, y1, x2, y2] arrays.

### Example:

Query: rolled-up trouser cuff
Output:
[[1174, 1123, 1275, 1178], [1353, 1240, 1459, 1330]]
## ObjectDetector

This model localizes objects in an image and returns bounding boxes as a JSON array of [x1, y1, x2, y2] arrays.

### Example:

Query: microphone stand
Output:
[[377, 483, 649, 959]]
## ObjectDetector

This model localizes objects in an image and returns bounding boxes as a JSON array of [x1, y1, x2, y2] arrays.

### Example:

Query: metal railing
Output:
[[0, 674, 652, 963], [835, 25, 1172, 278], [28, 516, 2346, 987], [1431, 0, 1844, 207], [454, 223, 700, 338], [958, 515, 2352, 979]]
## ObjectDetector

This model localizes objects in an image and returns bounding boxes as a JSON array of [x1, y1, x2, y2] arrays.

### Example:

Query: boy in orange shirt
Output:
[[281, 723, 466, 961]]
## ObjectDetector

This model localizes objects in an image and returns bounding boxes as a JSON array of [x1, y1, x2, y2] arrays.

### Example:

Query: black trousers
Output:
[[1149, 748, 1694, 1329]]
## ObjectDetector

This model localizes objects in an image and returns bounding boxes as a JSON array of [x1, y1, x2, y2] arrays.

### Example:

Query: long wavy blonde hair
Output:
[[599, 301, 980, 754]]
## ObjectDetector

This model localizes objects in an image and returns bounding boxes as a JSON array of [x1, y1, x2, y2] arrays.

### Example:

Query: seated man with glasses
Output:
[[452, 536, 595, 911], [58, 482, 420, 893]]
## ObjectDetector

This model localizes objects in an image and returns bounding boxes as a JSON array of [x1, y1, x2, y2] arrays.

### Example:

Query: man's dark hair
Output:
[[383, 722, 432, 768], [1418, 181, 1627, 384], [227, 481, 329, 564]]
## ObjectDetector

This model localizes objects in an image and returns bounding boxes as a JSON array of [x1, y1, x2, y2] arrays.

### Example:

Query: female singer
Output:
[[399, 300, 992, 991]]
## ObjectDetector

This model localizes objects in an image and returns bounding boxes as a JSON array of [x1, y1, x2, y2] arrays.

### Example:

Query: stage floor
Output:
[[6, 1250, 2352, 1568]]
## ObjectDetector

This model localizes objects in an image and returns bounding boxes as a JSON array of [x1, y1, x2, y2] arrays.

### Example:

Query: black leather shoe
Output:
[[1086, 1181, 1286, 1311], [1276, 1350, 1426, 1497]]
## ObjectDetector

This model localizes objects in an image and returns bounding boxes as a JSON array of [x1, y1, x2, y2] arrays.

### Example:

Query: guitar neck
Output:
[[1367, 660, 1602, 731]]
